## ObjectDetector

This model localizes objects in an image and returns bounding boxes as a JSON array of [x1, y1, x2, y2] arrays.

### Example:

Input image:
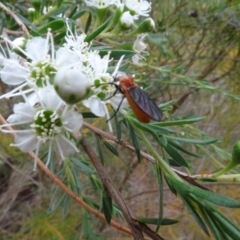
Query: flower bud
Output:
[[54, 68, 91, 104], [120, 11, 134, 29], [28, 7, 37, 21], [136, 18, 155, 33], [12, 37, 27, 58]]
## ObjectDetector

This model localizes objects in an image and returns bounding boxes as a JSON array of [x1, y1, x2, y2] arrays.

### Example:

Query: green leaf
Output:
[[37, 19, 65, 34], [164, 144, 189, 168], [71, 167, 82, 195], [16, 13, 32, 27], [158, 99, 175, 108], [179, 193, 210, 236], [165, 135, 218, 145], [103, 140, 119, 156], [155, 116, 205, 126], [90, 175, 102, 190], [85, 17, 110, 42], [125, 119, 141, 162], [168, 140, 202, 158], [53, 30, 66, 42], [62, 194, 70, 219], [113, 113, 121, 142], [47, 193, 67, 215], [99, 49, 135, 60], [187, 187, 240, 208], [84, 12, 92, 34], [69, 157, 95, 174], [68, 5, 78, 18], [72, 10, 86, 20], [210, 210, 240, 239], [137, 217, 178, 225], [155, 161, 163, 231], [199, 207, 222, 240], [102, 188, 113, 224], [48, 5, 70, 17], [96, 136, 104, 164]]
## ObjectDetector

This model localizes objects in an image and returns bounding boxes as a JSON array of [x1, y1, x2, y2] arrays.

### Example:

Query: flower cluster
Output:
[[84, 0, 154, 65], [0, 24, 126, 169]]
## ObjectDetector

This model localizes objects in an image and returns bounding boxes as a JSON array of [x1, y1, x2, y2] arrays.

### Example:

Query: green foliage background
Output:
[[1, 0, 240, 239]]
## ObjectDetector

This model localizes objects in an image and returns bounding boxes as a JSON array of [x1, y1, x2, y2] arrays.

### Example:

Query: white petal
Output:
[[55, 47, 80, 67], [62, 109, 83, 132], [7, 102, 35, 123], [1, 59, 27, 85], [55, 135, 79, 158], [26, 37, 48, 61], [14, 130, 38, 152], [83, 96, 106, 117]]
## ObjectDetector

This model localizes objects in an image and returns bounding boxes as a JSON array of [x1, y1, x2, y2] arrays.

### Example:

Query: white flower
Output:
[[0, 30, 83, 99], [124, 0, 151, 18], [120, 11, 134, 29], [84, 0, 117, 8], [83, 54, 128, 131], [132, 34, 148, 65], [0, 87, 82, 170]]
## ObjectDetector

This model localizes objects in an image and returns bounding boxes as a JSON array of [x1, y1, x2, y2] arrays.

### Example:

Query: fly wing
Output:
[[128, 86, 163, 121]]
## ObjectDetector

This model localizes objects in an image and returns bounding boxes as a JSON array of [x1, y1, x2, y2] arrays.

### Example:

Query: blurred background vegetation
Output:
[[1, 0, 240, 239]]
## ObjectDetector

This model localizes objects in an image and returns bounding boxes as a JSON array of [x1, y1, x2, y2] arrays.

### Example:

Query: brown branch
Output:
[[0, 2, 29, 36], [0, 114, 132, 236], [80, 136, 145, 240]]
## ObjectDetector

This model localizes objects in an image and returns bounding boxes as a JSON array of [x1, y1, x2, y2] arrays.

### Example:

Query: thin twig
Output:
[[81, 136, 164, 240], [0, 114, 132, 236], [0, 2, 29, 36], [80, 136, 145, 240]]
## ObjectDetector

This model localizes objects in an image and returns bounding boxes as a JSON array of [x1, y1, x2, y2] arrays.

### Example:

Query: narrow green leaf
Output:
[[164, 144, 189, 168], [85, 17, 110, 42], [16, 13, 32, 27], [84, 12, 92, 34], [211, 210, 240, 239], [126, 119, 141, 162], [168, 140, 202, 158], [49, 5, 70, 16], [102, 188, 113, 224], [199, 207, 222, 239], [165, 135, 218, 145], [137, 217, 178, 225], [37, 19, 65, 34], [103, 140, 119, 156], [155, 161, 163, 231], [68, 5, 78, 18], [90, 175, 102, 190], [179, 193, 209, 235], [113, 113, 121, 142], [70, 157, 95, 174], [96, 136, 104, 164], [62, 194, 70, 219], [72, 10, 86, 20], [187, 188, 240, 208], [71, 167, 82, 195], [99, 49, 135, 60], [157, 135, 168, 147], [155, 117, 205, 126], [158, 99, 175, 108], [53, 30, 66, 42], [164, 175, 177, 195], [47, 193, 66, 215]]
